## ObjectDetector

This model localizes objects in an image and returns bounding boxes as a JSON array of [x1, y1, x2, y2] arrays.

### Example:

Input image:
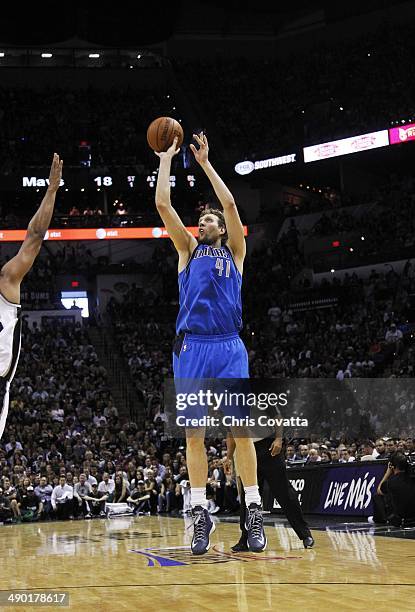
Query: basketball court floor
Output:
[[0, 514, 414, 611]]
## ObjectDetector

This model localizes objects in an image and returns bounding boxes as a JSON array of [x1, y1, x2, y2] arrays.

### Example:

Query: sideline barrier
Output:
[[264, 460, 387, 517]]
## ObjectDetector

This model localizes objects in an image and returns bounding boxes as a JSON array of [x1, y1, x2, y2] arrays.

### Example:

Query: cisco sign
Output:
[[235, 153, 296, 175]]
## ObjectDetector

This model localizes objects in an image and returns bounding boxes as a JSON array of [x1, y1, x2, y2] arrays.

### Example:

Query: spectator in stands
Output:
[[158, 476, 176, 514], [374, 439, 387, 460], [306, 449, 321, 463], [298, 445, 309, 462], [0, 487, 13, 523], [285, 445, 296, 461], [83, 483, 107, 517], [144, 470, 159, 515], [98, 473, 115, 502], [127, 481, 151, 515], [51, 476, 74, 520], [19, 486, 41, 522], [320, 450, 332, 463], [74, 473, 92, 517], [385, 439, 398, 457], [385, 323, 403, 352], [2, 477, 20, 521], [35, 477, 53, 519], [113, 475, 128, 503]]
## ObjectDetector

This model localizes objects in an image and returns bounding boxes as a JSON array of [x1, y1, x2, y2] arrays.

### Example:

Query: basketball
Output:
[[146, 116, 184, 152]]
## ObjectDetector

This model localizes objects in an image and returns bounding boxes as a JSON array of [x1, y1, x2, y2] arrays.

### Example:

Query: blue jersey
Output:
[[176, 244, 242, 335]]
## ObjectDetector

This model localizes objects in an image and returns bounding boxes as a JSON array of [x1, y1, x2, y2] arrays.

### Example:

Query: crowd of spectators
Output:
[[178, 21, 415, 158], [285, 437, 415, 466], [273, 175, 415, 273], [0, 19, 413, 176], [307, 176, 415, 245], [1, 181, 415, 527], [0, 86, 173, 176], [0, 318, 239, 524], [0, 260, 414, 524]]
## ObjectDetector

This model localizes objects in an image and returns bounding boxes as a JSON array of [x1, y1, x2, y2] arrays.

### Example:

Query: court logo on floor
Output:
[[130, 546, 302, 566]]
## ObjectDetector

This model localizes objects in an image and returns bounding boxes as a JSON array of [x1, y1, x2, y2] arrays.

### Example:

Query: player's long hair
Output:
[[199, 208, 228, 244]]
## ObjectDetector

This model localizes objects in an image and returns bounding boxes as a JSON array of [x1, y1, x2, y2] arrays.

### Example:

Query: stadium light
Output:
[[41, 53, 53, 58], [0, 53, 5, 57], [89, 53, 100, 58], [137, 54, 141, 59]]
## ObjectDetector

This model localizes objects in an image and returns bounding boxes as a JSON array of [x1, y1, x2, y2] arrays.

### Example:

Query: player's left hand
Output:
[[47, 153, 63, 192], [190, 132, 209, 165], [269, 438, 282, 456]]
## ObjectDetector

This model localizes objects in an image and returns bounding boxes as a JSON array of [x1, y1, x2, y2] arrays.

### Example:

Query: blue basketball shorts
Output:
[[172, 332, 250, 421]]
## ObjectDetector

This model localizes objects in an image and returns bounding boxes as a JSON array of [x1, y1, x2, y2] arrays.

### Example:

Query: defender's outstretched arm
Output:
[[1, 154, 63, 289]]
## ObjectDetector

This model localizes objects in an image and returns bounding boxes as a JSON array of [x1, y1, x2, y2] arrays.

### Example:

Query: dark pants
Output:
[[89, 499, 106, 516], [372, 492, 415, 527], [55, 499, 74, 520], [133, 498, 150, 514], [239, 437, 311, 541]]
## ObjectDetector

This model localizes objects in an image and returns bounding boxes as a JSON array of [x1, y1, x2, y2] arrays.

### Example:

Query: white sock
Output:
[[244, 485, 261, 507], [191, 487, 208, 509]]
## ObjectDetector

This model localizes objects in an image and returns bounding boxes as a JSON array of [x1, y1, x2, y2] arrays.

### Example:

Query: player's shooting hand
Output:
[[155, 137, 180, 160], [47, 153, 63, 192], [269, 437, 283, 456], [190, 132, 209, 165]]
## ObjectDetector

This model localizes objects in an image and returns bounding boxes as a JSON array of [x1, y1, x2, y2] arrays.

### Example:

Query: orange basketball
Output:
[[146, 116, 184, 152]]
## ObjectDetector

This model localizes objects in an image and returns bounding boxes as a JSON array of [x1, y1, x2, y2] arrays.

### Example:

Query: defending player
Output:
[[155, 133, 266, 554], [0, 153, 63, 440]]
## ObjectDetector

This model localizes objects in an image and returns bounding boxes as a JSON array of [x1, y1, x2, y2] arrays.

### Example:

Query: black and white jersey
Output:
[[0, 292, 22, 440]]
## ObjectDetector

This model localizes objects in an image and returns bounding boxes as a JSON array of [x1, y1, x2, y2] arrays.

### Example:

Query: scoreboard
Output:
[[0, 169, 197, 191]]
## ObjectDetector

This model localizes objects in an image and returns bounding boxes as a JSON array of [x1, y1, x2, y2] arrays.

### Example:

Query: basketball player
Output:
[[155, 133, 266, 554], [0, 153, 63, 440]]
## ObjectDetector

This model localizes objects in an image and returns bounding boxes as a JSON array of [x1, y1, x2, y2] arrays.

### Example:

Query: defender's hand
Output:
[[190, 132, 209, 165], [155, 137, 180, 160], [47, 153, 63, 192]]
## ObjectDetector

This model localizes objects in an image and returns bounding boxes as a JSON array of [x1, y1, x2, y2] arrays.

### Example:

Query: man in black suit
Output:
[[226, 431, 314, 551]]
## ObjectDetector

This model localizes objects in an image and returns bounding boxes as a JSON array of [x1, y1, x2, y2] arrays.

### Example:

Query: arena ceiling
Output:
[[0, 0, 411, 46]]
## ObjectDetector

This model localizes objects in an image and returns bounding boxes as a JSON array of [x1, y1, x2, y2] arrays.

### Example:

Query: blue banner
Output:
[[267, 462, 387, 517]]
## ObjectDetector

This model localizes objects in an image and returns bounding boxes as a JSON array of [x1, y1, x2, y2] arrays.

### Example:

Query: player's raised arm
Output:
[[190, 132, 246, 266], [155, 138, 197, 269], [0, 153, 63, 295]]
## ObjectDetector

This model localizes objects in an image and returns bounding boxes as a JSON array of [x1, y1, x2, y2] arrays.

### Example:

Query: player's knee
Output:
[[234, 436, 254, 449], [186, 436, 205, 452]]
